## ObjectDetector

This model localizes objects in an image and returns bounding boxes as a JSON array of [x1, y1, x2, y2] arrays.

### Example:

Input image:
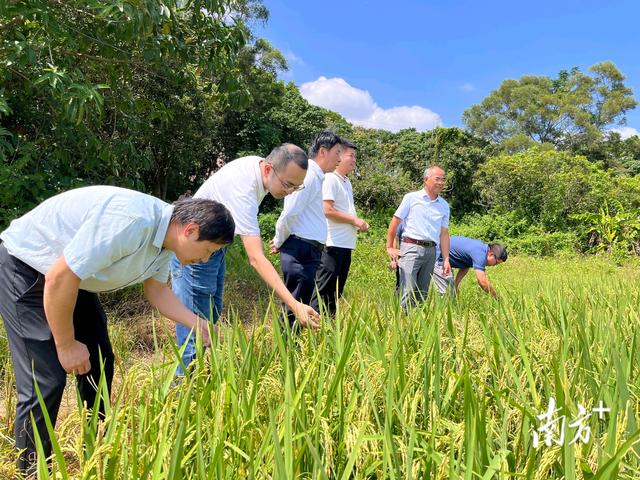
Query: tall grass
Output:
[[1, 243, 639, 478]]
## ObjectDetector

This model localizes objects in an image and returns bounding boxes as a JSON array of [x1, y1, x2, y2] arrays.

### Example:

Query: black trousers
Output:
[[279, 237, 322, 327], [0, 244, 114, 471], [310, 246, 352, 317]]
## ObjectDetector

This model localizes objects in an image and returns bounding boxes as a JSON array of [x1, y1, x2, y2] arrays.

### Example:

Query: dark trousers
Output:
[[279, 237, 322, 327], [0, 244, 114, 472], [310, 246, 352, 317]]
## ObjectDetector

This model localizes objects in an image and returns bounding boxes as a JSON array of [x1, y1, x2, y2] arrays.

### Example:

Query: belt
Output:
[[402, 236, 436, 247], [289, 235, 325, 251]]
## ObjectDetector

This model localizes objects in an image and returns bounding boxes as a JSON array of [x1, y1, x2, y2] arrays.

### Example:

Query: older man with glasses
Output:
[[172, 144, 320, 374], [386, 165, 451, 308]]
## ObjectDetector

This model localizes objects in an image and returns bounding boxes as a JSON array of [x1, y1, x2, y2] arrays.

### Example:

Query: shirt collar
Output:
[[154, 204, 174, 249], [333, 171, 348, 182], [308, 158, 325, 179], [420, 189, 441, 203]]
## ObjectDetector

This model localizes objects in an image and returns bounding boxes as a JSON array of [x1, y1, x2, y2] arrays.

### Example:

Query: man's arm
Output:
[[143, 278, 212, 345], [241, 235, 319, 329], [44, 256, 90, 374], [389, 231, 400, 270], [439, 227, 451, 276], [386, 216, 402, 261], [474, 270, 498, 298], [454, 268, 469, 292], [323, 200, 368, 231]]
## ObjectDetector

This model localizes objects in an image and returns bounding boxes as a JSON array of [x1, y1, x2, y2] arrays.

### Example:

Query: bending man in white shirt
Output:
[[270, 131, 343, 328], [172, 144, 319, 373], [310, 139, 369, 317]]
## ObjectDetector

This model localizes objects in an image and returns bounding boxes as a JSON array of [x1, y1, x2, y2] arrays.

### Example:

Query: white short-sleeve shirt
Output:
[[194, 156, 266, 237], [324, 172, 357, 249], [0, 186, 174, 292], [393, 189, 450, 244], [273, 159, 326, 248]]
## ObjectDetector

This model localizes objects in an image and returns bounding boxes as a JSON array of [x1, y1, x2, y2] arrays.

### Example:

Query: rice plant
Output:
[[1, 251, 639, 479]]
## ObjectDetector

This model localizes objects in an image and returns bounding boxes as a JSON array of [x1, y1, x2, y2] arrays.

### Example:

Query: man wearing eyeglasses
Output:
[[432, 237, 508, 298], [386, 165, 451, 308], [172, 143, 320, 374], [270, 131, 343, 327]]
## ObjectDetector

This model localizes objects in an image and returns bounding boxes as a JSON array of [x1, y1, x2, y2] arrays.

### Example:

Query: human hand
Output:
[[389, 259, 398, 271], [354, 218, 369, 232], [269, 239, 279, 255], [195, 317, 212, 347], [292, 302, 320, 329], [386, 246, 401, 262], [56, 340, 91, 375], [442, 258, 451, 277]]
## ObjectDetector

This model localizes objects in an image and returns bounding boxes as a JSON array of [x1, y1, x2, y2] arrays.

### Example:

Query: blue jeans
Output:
[[170, 248, 226, 374]]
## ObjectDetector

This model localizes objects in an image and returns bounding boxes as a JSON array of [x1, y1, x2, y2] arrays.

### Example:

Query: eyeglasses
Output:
[[272, 168, 305, 193], [431, 176, 447, 183]]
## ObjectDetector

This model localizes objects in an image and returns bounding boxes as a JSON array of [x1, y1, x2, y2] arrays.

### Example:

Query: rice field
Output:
[[1, 238, 639, 479]]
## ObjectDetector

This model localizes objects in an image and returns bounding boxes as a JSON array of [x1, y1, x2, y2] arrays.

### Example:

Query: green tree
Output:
[[571, 131, 640, 175], [0, 0, 264, 225], [475, 147, 640, 230], [420, 127, 495, 216], [268, 83, 353, 149], [351, 127, 493, 216], [463, 62, 637, 152]]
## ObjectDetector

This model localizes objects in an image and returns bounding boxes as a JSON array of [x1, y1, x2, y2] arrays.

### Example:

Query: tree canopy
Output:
[[462, 62, 637, 152]]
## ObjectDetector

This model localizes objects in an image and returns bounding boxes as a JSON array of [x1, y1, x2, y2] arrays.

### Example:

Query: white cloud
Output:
[[299, 76, 442, 132], [609, 126, 639, 139], [460, 83, 475, 92]]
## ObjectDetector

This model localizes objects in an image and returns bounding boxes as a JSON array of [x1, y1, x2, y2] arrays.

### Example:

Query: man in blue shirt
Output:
[[433, 236, 508, 298], [0, 186, 235, 472]]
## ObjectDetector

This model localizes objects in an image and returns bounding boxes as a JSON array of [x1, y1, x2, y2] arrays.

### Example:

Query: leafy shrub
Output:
[[508, 231, 579, 256], [352, 163, 415, 212], [571, 201, 640, 256], [451, 212, 578, 256], [451, 211, 533, 241], [258, 211, 280, 241], [475, 148, 613, 230]]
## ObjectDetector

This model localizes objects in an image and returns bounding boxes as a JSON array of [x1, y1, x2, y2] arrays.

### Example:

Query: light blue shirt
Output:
[[273, 159, 326, 248], [0, 186, 174, 292], [393, 189, 450, 244]]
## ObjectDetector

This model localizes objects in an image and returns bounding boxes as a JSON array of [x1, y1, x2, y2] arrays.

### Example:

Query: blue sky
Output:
[[256, 0, 640, 137]]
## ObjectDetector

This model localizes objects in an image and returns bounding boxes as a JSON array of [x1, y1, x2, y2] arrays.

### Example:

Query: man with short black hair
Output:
[[271, 131, 343, 327], [432, 236, 507, 298], [172, 143, 320, 373], [310, 139, 368, 316], [0, 186, 235, 472], [386, 165, 451, 308]]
